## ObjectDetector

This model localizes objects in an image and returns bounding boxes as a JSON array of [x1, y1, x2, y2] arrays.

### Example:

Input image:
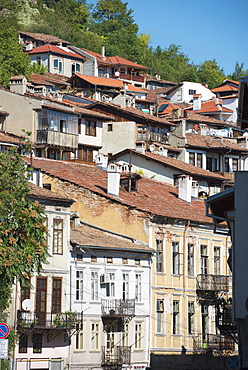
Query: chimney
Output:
[[25, 41, 33, 51], [9, 75, 27, 95], [193, 94, 201, 111], [95, 153, 108, 170], [199, 123, 207, 135], [101, 45, 105, 60], [158, 146, 168, 156], [178, 175, 192, 203], [107, 163, 122, 197], [172, 108, 181, 119]]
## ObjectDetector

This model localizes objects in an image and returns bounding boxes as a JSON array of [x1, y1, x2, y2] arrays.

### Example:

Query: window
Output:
[[134, 323, 142, 349], [135, 273, 141, 302], [107, 124, 113, 132], [156, 299, 164, 333], [197, 153, 203, 168], [135, 259, 140, 266], [53, 219, 63, 254], [173, 300, 180, 334], [232, 158, 238, 172], [72, 62, 80, 74], [214, 247, 220, 275], [106, 273, 115, 297], [201, 304, 209, 340], [106, 325, 115, 350], [189, 152, 195, 166], [77, 149, 94, 163], [106, 257, 113, 263], [122, 323, 129, 346], [122, 273, 129, 300], [19, 334, 28, 353], [122, 258, 128, 264], [200, 244, 208, 275], [172, 241, 180, 275], [91, 322, 99, 350], [60, 119, 67, 133], [188, 302, 195, 335], [188, 243, 194, 276], [75, 326, 84, 350], [137, 125, 147, 141], [76, 254, 83, 261], [177, 88, 182, 101], [52, 278, 61, 313], [207, 157, 218, 172], [54, 58, 62, 74], [76, 271, 83, 301], [33, 333, 42, 353], [21, 279, 30, 307], [225, 158, 231, 173], [85, 120, 96, 136], [156, 239, 163, 272], [91, 271, 98, 301], [189, 89, 196, 95]]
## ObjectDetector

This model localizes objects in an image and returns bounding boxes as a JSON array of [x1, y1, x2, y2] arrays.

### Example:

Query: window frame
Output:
[[53, 218, 63, 255]]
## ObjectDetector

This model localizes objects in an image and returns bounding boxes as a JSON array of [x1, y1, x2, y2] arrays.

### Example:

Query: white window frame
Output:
[[122, 273, 129, 300], [106, 272, 115, 297], [75, 324, 84, 350], [134, 322, 142, 349], [135, 273, 141, 302], [91, 271, 98, 301], [156, 298, 164, 334], [76, 270, 83, 301], [173, 300, 180, 335], [91, 322, 99, 350]]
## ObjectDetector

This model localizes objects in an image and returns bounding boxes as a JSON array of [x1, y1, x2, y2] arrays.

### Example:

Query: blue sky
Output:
[[87, 0, 248, 76]]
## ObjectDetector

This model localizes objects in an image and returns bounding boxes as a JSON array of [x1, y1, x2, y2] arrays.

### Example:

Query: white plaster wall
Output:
[[168, 82, 215, 103], [79, 118, 102, 147], [101, 121, 137, 155]]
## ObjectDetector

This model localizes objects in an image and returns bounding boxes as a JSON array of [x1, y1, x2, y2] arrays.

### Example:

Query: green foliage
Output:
[[0, 18, 31, 86], [29, 62, 48, 75], [0, 148, 49, 312], [197, 59, 225, 89], [227, 62, 248, 81]]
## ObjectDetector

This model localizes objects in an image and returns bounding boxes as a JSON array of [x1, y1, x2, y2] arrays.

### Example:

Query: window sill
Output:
[[89, 350, 101, 353]]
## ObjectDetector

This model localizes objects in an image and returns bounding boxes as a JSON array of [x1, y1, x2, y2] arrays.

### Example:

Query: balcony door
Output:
[[36, 277, 47, 326]]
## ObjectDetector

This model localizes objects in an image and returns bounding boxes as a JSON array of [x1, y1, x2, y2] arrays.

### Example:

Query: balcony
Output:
[[109, 73, 144, 83], [193, 333, 235, 352], [101, 346, 131, 367], [196, 274, 229, 292], [17, 310, 82, 330], [36, 130, 78, 149], [101, 299, 135, 330]]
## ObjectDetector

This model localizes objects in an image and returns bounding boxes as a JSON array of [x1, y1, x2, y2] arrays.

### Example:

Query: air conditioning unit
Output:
[[100, 274, 110, 284]]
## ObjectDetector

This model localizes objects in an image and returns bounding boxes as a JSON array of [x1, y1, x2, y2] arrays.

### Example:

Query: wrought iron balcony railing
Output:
[[17, 310, 82, 330], [101, 346, 131, 366], [101, 299, 135, 317], [196, 274, 229, 292], [193, 333, 235, 351]]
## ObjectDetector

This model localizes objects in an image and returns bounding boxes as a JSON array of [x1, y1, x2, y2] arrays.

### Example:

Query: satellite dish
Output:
[[22, 299, 33, 312], [150, 144, 155, 152]]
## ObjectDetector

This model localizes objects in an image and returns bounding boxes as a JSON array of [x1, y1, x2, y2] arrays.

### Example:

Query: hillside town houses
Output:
[[2, 31, 248, 370]]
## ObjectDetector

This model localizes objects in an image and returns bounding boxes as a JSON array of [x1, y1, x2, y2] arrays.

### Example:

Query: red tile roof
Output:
[[30, 73, 70, 86], [110, 149, 227, 181], [27, 45, 85, 60], [19, 31, 70, 45], [71, 224, 152, 253], [211, 84, 239, 93], [190, 99, 232, 114], [28, 182, 74, 203], [80, 48, 148, 70], [72, 73, 124, 88], [0, 130, 26, 144], [186, 133, 248, 151], [23, 156, 215, 225]]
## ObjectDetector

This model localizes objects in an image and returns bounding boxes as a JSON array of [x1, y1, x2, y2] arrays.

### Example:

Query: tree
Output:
[[197, 59, 225, 89], [0, 148, 49, 312], [228, 62, 248, 81], [0, 18, 31, 86]]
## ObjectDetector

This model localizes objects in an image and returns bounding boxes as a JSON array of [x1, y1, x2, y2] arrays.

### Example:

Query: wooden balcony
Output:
[[196, 274, 229, 292], [101, 346, 131, 367], [109, 73, 144, 83], [193, 333, 235, 352], [36, 130, 78, 149]]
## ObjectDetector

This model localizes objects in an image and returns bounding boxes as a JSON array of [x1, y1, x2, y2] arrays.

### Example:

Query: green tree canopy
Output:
[[197, 59, 225, 89], [228, 62, 248, 81], [0, 148, 49, 311]]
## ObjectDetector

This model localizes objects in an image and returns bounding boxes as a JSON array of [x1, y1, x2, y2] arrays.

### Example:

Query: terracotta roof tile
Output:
[[19, 31, 70, 45], [27, 45, 85, 60], [73, 73, 124, 88], [28, 182, 73, 202], [23, 156, 215, 225], [71, 224, 152, 253], [80, 49, 148, 70], [111, 149, 227, 181], [0, 130, 26, 144], [211, 84, 239, 93], [186, 133, 248, 151]]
